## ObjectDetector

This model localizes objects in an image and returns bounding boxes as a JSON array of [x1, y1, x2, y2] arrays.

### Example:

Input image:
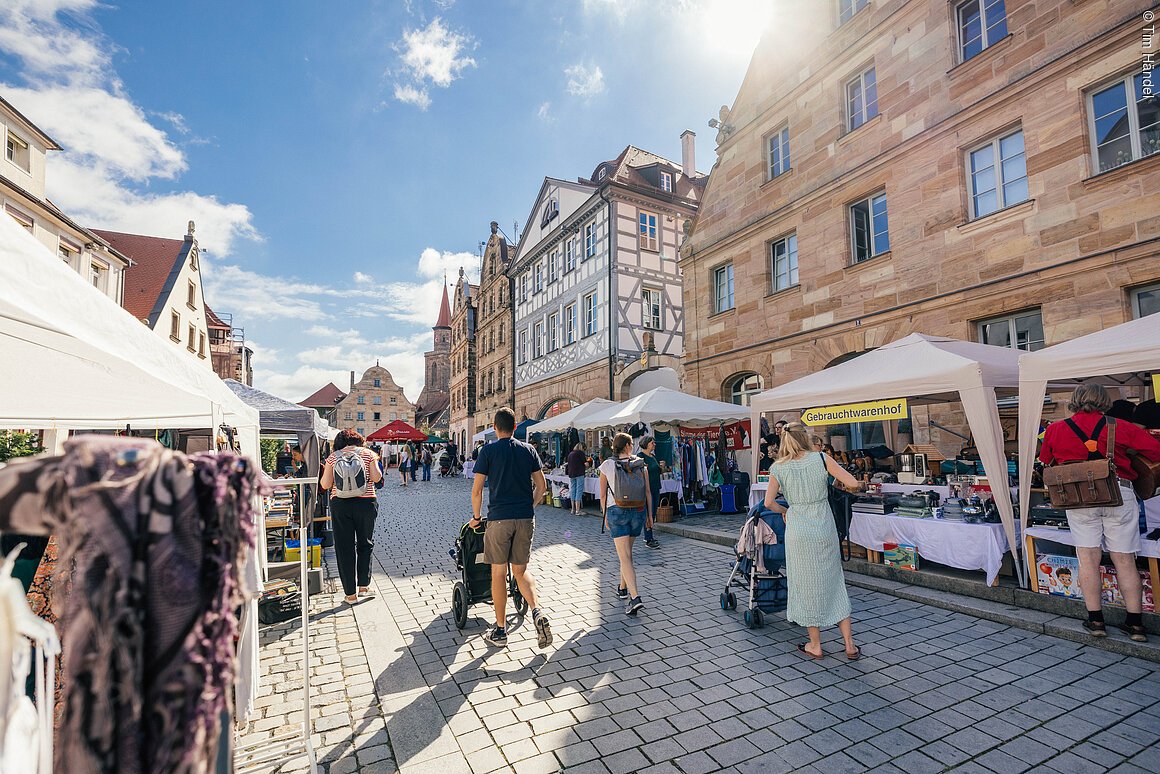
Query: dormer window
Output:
[[660, 171, 672, 192], [540, 198, 559, 227], [5, 132, 29, 173], [598, 167, 607, 181]]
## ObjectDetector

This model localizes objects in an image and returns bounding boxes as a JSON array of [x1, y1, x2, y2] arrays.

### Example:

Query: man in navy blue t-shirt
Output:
[[469, 407, 552, 649]]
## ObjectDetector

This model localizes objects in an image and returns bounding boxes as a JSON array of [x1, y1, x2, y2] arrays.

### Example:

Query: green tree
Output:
[[0, 431, 44, 463], [260, 438, 282, 474]]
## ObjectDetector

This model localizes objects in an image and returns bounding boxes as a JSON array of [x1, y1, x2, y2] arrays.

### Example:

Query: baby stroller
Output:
[[450, 520, 527, 629], [721, 503, 787, 629]]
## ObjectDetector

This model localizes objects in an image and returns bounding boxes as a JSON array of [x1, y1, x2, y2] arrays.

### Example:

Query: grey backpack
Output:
[[611, 457, 647, 507], [333, 450, 367, 498]]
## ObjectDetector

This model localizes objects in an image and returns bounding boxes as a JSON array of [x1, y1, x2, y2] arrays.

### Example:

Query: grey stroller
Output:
[[720, 503, 788, 629]]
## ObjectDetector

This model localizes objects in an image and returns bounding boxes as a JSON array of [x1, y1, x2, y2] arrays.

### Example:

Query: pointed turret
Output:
[[435, 282, 452, 329]]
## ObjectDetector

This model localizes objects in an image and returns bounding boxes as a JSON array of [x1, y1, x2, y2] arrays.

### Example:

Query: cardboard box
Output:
[[883, 543, 918, 571], [1036, 554, 1083, 600]]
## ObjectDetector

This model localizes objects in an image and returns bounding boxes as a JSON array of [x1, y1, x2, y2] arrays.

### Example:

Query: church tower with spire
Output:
[[415, 281, 453, 434]]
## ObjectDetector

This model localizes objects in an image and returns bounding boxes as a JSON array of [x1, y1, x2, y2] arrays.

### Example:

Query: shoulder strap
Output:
[[1065, 417, 1108, 461], [1106, 417, 1116, 463]]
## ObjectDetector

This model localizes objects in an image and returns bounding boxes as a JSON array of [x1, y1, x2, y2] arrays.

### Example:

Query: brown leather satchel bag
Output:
[[1043, 416, 1122, 509], [1128, 450, 1160, 500]]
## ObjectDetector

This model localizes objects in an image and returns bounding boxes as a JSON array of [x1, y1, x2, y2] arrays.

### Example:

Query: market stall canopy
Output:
[[748, 333, 1024, 583], [533, 398, 619, 434], [1017, 314, 1160, 579], [225, 380, 330, 439], [0, 215, 260, 450], [367, 420, 427, 442], [749, 333, 1021, 413], [472, 427, 497, 444], [573, 387, 750, 430], [424, 436, 450, 444], [515, 419, 540, 440]]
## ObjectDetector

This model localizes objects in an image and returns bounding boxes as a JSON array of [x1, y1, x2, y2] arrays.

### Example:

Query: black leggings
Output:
[[330, 496, 377, 596]]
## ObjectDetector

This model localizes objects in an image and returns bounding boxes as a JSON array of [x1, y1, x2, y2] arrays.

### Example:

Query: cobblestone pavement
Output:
[[256, 475, 1160, 773]]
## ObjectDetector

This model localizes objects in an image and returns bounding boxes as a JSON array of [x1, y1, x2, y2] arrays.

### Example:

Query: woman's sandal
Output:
[[343, 595, 358, 605], [358, 587, 377, 599], [1082, 620, 1108, 637], [1118, 624, 1148, 643], [845, 647, 861, 661], [796, 643, 824, 660]]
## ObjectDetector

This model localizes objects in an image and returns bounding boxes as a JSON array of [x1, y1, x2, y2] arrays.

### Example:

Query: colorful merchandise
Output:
[[1100, 565, 1156, 613], [1036, 554, 1083, 599], [884, 543, 919, 571]]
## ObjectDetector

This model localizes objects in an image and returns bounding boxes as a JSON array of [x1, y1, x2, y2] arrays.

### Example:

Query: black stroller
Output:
[[721, 502, 788, 629], [451, 520, 527, 628]]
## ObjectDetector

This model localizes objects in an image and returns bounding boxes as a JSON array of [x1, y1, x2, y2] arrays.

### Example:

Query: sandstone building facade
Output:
[[682, 0, 1160, 446], [414, 285, 452, 436], [474, 223, 516, 435], [333, 366, 413, 438], [449, 266, 479, 451]]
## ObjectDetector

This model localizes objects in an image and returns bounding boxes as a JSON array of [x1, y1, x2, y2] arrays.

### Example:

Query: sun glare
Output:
[[696, 0, 774, 61]]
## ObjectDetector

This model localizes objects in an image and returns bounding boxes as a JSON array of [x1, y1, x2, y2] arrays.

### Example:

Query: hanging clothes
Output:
[[0, 437, 261, 774]]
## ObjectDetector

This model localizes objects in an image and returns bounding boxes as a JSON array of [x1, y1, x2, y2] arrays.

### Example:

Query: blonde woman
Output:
[[764, 422, 864, 659]]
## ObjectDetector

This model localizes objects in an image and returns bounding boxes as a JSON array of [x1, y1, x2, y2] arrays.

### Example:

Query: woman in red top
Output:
[[320, 429, 383, 605], [1039, 383, 1160, 642]]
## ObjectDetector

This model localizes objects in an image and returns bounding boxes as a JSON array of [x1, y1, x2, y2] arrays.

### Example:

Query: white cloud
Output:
[[536, 101, 554, 123], [393, 83, 432, 110], [353, 271, 374, 283], [0, 3, 260, 256], [392, 17, 476, 108], [565, 63, 605, 98]]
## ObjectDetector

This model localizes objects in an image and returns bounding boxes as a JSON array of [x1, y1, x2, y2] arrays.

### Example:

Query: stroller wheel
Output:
[[725, 591, 737, 610], [719, 593, 729, 610], [752, 609, 766, 629], [452, 582, 469, 629], [510, 574, 529, 616], [743, 609, 754, 628]]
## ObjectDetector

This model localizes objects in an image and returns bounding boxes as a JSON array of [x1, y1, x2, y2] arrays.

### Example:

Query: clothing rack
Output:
[[235, 477, 318, 774]]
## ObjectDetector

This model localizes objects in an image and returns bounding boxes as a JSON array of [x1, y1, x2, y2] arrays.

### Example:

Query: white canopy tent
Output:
[[1017, 314, 1160, 564], [571, 387, 751, 430], [0, 214, 260, 457], [472, 427, 496, 444], [748, 333, 1025, 581], [533, 398, 619, 434]]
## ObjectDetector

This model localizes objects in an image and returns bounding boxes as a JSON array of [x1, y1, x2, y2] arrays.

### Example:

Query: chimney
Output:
[[350, 370, 355, 390], [680, 130, 696, 178]]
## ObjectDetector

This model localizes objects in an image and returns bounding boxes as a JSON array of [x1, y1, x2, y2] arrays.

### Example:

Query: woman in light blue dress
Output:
[[765, 422, 864, 660]]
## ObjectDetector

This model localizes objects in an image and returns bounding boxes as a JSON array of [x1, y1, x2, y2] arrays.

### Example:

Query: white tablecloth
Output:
[[1025, 527, 1160, 559], [849, 512, 1012, 585]]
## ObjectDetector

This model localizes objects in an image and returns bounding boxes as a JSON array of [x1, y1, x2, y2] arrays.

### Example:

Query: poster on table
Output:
[[678, 421, 752, 450], [1036, 554, 1155, 612]]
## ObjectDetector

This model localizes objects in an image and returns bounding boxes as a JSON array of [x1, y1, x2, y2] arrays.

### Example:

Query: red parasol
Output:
[[366, 420, 428, 442]]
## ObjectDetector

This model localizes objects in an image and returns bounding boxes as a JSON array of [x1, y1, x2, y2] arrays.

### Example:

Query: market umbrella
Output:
[[367, 420, 427, 442], [424, 435, 450, 444]]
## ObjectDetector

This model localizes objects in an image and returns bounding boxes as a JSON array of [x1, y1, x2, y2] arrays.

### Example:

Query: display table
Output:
[[750, 480, 768, 509], [545, 475, 683, 500], [849, 512, 1013, 585], [1024, 527, 1160, 594], [462, 461, 474, 478], [750, 481, 954, 510]]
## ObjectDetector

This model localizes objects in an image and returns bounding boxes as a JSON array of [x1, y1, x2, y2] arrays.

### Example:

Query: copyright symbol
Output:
[[1147, 10, 1156, 21]]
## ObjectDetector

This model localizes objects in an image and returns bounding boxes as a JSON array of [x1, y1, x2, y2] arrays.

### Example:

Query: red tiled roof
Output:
[[92, 229, 187, 322], [434, 283, 451, 328], [204, 305, 229, 329], [300, 382, 346, 407]]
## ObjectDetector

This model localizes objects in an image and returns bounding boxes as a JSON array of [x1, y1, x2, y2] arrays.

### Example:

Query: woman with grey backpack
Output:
[[599, 432, 653, 615], [320, 429, 383, 604]]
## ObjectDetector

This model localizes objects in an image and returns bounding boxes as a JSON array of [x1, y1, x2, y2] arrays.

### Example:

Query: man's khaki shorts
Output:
[[483, 518, 535, 565]]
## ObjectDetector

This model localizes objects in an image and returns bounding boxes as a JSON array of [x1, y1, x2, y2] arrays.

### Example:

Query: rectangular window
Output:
[[548, 249, 559, 283], [90, 261, 107, 290], [344, 411, 352, 420], [533, 320, 544, 358], [373, 396, 381, 404], [850, 192, 889, 263], [978, 310, 1045, 351], [520, 272, 529, 302], [839, 0, 868, 25], [548, 311, 560, 351], [770, 234, 799, 292], [583, 292, 598, 336], [187, 323, 196, 351], [713, 264, 734, 313], [564, 303, 576, 344], [187, 280, 196, 308], [357, 395, 365, 404], [5, 132, 29, 172], [767, 125, 790, 179], [5, 204, 33, 232], [846, 66, 878, 131], [957, 0, 1007, 62], [373, 412, 381, 421], [534, 260, 544, 293], [357, 411, 365, 421], [1132, 283, 1160, 318], [170, 311, 181, 341], [660, 171, 672, 192], [1088, 73, 1160, 174], [390, 396, 397, 405], [518, 329, 528, 364], [642, 288, 663, 330], [198, 332, 206, 357], [373, 377, 381, 387], [968, 129, 1028, 218], [638, 211, 658, 251], [564, 239, 575, 272], [584, 222, 597, 258], [58, 238, 79, 265]]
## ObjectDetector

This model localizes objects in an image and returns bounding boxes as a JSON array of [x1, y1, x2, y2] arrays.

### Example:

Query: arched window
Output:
[[728, 373, 764, 406]]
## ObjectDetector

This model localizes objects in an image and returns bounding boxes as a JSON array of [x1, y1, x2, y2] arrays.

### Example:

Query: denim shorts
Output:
[[606, 505, 645, 539], [570, 476, 586, 503]]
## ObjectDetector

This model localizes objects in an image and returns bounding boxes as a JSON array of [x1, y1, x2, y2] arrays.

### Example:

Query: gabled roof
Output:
[[91, 229, 190, 324], [0, 95, 61, 150], [205, 305, 229, 329], [417, 394, 450, 418], [300, 382, 346, 408], [435, 283, 452, 328]]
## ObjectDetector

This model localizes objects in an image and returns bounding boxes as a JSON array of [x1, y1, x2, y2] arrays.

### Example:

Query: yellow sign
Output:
[[801, 398, 909, 427], [1153, 373, 1159, 398]]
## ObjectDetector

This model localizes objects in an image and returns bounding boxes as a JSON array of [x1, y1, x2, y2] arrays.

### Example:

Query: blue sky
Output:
[[0, 0, 770, 402]]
